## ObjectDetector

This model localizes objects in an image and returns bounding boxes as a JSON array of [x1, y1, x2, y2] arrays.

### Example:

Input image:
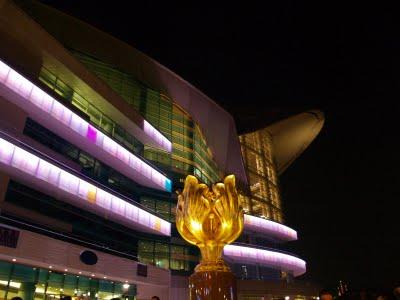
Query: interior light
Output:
[[123, 283, 130, 289]]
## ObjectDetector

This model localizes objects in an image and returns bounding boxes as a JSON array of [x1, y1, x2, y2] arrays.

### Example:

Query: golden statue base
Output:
[[189, 270, 237, 300]]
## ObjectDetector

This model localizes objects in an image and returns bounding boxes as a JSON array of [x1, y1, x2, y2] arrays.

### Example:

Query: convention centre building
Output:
[[0, 1, 324, 299]]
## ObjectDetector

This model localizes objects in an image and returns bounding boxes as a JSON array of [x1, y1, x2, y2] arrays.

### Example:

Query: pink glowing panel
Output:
[[244, 214, 298, 241], [0, 139, 15, 164], [111, 196, 126, 216], [59, 171, 80, 194], [11, 148, 39, 175], [30, 86, 46, 107], [125, 203, 139, 222], [0, 137, 171, 236], [224, 244, 306, 277], [139, 211, 150, 227], [129, 155, 141, 171], [36, 160, 61, 186], [116, 147, 130, 165], [96, 189, 112, 210], [70, 114, 87, 135], [141, 163, 151, 179], [19, 78, 33, 98], [0, 60, 10, 81], [101, 135, 118, 156], [50, 98, 65, 121], [143, 120, 172, 153], [86, 125, 97, 143], [5, 70, 25, 93], [0, 59, 172, 192]]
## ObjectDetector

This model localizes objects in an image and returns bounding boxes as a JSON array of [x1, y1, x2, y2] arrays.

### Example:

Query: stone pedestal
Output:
[[189, 270, 237, 300]]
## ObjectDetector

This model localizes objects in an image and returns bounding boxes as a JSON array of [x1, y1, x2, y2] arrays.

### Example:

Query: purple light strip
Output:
[[244, 214, 298, 241], [143, 120, 172, 152], [0, 137, 171, 236], [0, 59, 172, 192], [224, 244, 306, 277]]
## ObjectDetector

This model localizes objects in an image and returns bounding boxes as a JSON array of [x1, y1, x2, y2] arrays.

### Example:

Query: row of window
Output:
[[6, 179, 196, 275], [239, 194, 282, 223], [0, 260, 136, 300], [140, 197, 176, 222], [39, 67, 144, 156], [137, 240, 197, 271], [239, 130, 283, 222], [23, 118, 143, 200], [70, 50, 222, 185]]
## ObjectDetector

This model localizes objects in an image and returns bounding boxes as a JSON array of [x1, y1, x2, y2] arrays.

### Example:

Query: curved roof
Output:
[[14, 0, 248, 186], [265, 110, 324, 174]]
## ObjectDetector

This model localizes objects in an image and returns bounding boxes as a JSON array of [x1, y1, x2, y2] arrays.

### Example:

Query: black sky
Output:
[[39, 0, 400, 290]]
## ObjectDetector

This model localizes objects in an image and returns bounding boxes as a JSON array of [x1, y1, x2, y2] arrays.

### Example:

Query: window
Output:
[[0, 261, 135, 300], [23, 119, 142, 199], [39, 67, 145, 158], [137, 241, 193, 271], [138, 240, 154, 265], [170, 245, 189, 271], [100, 115, 114, 135], [154, 243, 169, 269], [87, 105, 102, 126], [156, 200, 171, 221]]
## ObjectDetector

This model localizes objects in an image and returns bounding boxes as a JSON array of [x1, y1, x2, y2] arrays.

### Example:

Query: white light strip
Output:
[[0, 137, 171, 236], [0, 59, 172, 192], [224, 244, 306, 277], [144, 120, 172, 152], [244, 214, 298, 241]]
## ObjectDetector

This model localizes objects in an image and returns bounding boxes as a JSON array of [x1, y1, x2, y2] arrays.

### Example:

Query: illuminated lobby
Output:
[[0, 1, 324, 299]]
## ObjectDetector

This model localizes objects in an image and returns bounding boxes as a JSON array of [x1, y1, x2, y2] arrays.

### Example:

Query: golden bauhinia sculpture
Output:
[[176, 174, 244, 273]]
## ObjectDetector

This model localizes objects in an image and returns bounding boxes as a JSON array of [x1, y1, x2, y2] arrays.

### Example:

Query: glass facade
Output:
[[137, 240, 197, 272], [39, 68, 144, 157], [0, 261, 136, 300], [5, 180, 141, 258], [23, 118, 142, 200], [239, 129, 282, 223], [140, 196, 176, 222], [68, 51, 222, 185]]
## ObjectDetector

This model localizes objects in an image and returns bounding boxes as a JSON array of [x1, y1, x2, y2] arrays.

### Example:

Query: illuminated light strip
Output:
[[0, 59, 172, 192], [0, 137, 171, 236], [143, 120, 172, 152], [244, 214, 298, 241], [224, 244, 306, 277]]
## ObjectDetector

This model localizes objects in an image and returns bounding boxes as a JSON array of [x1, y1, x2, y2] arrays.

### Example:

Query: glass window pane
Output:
[[87, 105, 102, 126], [101, 115, 114, 135], [154, 243, 169, 269], [72, 93, 89, 113], [0, 261, 11, 300], [138, 240, 154, 265]]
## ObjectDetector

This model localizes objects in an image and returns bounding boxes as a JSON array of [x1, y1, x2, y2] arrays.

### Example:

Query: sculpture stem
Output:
[[196, 242, 229, 272]]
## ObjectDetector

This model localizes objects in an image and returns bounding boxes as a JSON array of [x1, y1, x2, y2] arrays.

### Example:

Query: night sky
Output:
[[40, 0, 400, 290]]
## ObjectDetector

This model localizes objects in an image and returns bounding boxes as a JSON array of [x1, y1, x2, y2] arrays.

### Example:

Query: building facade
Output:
[[0, 1, 324, 299]]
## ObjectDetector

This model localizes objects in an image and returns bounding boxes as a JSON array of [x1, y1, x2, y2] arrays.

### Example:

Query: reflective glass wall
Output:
[[67, 51, 222, 186], [137, 240, 197, 272], [0, 261, 136, 300], [239, 129, 282, 222]]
